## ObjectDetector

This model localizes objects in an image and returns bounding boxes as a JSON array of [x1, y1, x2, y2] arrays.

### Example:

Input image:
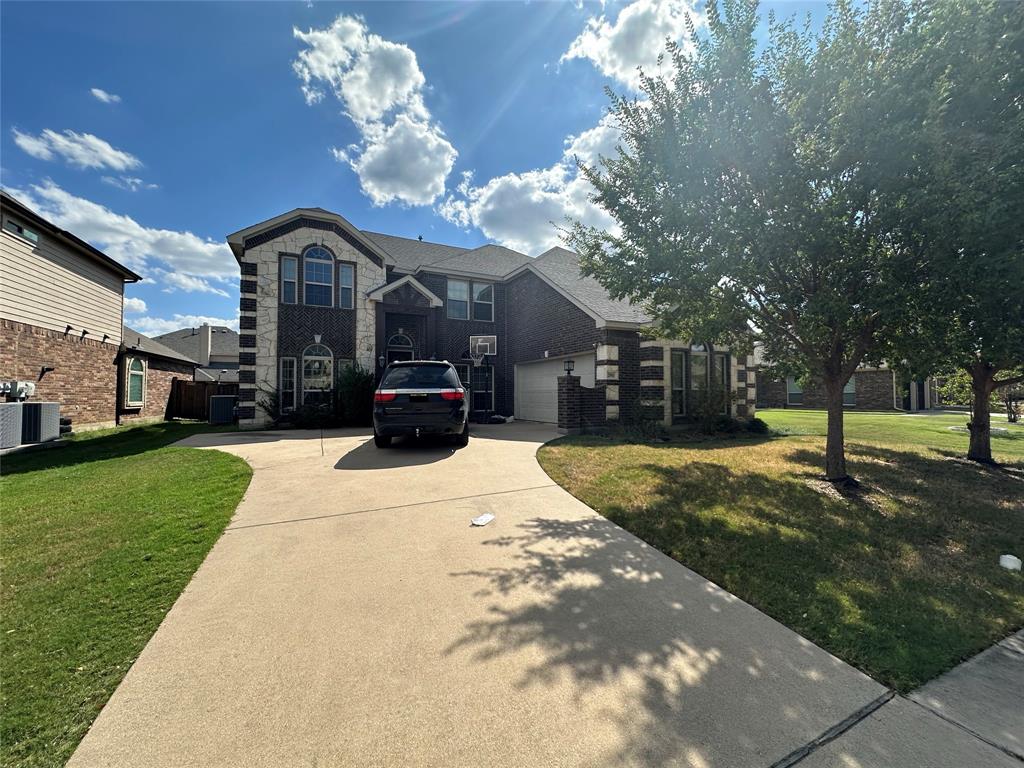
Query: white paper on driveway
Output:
[[471, 513, 495, 527]]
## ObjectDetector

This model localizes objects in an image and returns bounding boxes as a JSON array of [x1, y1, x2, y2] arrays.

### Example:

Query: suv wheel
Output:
[[374, 433, 391, 449]]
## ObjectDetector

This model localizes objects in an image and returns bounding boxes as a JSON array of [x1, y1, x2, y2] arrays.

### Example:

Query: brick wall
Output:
[[0, 318, 118, 426], [756, 368, 897, 411], [120, 357, 196, 422]]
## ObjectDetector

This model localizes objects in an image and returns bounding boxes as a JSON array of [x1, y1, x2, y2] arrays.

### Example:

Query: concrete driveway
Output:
[[69, 423, 1012, 767]]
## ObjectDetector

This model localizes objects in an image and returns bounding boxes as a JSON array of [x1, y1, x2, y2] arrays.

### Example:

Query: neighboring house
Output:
[[227, 207, 758, 429], [755, 353, 938, 412], [119, 326, 201, 420], [0, 191, 196, 428], [153, 324, 239, 382]]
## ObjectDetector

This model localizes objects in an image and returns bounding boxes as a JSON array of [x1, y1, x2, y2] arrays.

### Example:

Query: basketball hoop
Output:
[[470, 351, 486, 367], [468, 334, 497, 367]]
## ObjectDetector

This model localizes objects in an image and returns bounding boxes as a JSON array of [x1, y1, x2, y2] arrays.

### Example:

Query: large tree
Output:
[[568, 0, 929, 482], [884, 0, 1024, 463]]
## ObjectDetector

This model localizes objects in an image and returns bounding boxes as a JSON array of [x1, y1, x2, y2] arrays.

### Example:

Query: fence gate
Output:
[[167, 379, 239, 421]]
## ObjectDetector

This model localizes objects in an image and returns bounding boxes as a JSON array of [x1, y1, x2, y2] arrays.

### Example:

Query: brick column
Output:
[[595, 343, 620, 421], [557, 375, 581, 433]]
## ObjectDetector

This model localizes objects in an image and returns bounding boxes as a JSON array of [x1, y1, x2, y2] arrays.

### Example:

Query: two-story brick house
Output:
[[227, 207, 758, 429]]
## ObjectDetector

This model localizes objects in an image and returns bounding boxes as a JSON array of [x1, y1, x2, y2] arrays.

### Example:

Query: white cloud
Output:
[[293, 14, 456, 206], [439, 116, 620, 255], [4, 182, 236, 291], [129, 313, 240, 337], [102, 175, 158, 192], [562, 0, 703, 90], [90, 87, 122, 104], [123, 297, 147, 314], [12, 128, 141, 171]]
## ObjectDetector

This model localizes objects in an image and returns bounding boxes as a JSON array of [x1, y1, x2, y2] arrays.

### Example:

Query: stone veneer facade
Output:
[[236, 224, 383, 425]]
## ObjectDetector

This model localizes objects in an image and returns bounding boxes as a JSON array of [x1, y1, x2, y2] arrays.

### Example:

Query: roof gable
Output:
[[122, 326, 198, 364]]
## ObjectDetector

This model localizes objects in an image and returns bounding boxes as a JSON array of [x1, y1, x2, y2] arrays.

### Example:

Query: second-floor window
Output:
[[338, 263, 355, 309], [281, 256, 297, 304], [447, 279, 493, 321], [304, 247, 333, 306]]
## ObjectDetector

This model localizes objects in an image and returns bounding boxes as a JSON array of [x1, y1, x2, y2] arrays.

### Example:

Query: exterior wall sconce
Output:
[[564, 359, 575, 374], [65, 324, 74, 334], [313, 333, 322, 344], [378, 354, 386, 368], [80, 329, 89, 339]]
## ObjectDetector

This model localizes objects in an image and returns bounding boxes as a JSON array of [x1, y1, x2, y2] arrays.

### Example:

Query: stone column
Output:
[[596, 343, 620, 421]]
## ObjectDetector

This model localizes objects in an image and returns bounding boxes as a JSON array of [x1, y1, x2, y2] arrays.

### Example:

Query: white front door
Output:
[[514, 353, 596, 423]]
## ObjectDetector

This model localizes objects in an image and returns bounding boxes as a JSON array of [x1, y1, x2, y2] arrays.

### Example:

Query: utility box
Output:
[[21, 402, 60, 444], [0, 402, 23, 449], [209, 395, 237, 425]]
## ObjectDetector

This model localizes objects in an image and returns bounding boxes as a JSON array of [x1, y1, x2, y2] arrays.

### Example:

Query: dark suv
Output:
[[372, 360, 469, 448]]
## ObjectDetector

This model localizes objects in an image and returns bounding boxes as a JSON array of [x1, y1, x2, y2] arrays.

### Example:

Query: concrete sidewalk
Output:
[[67, 423, 1017, 767]]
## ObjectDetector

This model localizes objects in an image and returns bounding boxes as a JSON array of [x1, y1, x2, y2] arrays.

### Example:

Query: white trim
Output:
[[124, 356, 146, 408], [365, 274, 442, 308], [279, 357, 296, 412], [303, 247, 334, 307]]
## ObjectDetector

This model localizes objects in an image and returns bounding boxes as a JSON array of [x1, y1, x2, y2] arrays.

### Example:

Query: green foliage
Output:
[[745, 417, 770, 434], [690, 380, 736, 434], [334, 362, 375, 426]]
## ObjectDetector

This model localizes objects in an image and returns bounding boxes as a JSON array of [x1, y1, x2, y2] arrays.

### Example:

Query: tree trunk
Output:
[[824, 376, 849, 482], [967, 364, 995, 463]]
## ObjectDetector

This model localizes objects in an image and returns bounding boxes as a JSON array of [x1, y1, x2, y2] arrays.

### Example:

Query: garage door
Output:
[[514, 353, 596, 423]]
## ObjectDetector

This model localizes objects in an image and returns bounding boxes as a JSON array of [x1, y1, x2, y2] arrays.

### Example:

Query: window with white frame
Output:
[[302, 343, 333, 406], [125, 357, 146, 407], [280, 357, 296, 412], [472, 283, 493, 321], [843, 375, 856, 406], [471, 365, 493, 412], [787, 377, 803, 405], [303, 247, 333, 306], [281, 256, 297, 304], [338, 263, 355, 309], [453, 363, 470, 388], [447, 279, 469, 319]]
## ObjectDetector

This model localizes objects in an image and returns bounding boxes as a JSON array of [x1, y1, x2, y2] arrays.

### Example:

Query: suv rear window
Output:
[[380, 364, 461, 389]]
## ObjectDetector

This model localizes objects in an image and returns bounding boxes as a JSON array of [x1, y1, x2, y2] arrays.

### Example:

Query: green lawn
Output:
[[1, 422, 252, 768], [762, 408, 1024, 460], [538, 409, 1024, 692]]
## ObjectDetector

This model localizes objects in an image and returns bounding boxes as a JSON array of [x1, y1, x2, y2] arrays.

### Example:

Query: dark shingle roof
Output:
[[152, 326, 239, 359], [427, 244, 532, 278], [533, 247, 651, 325], [122, 326, 198, 364], [361, 232, 468, 272]]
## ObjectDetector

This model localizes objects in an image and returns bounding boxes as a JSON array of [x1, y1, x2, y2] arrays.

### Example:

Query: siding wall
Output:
[[0, 222, 124, 344]]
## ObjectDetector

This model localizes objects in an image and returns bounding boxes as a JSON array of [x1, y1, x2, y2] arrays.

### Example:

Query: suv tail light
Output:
[[374, 391, 397, 403], [440, 389, 465, 401]]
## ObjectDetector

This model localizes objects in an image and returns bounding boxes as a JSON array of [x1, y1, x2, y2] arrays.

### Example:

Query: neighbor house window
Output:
[[787, 377, 803, 405], [671, 349, 687, 416], [844, 375, 856, 406], [3, 217, 39, 243], [303, 246, 333, 306], [302, 343, 333, 406], [447, 279, 469, 319], [338, 263, 355, 309], [281, 256, 297, 304], [472, 283, 493, 321], [125, 357, 146, 407], [280, 357, 296, 412]]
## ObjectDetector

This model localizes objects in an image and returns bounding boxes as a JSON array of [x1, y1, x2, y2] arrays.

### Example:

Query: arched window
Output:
[[302, 343, 333, 406], [385, 333, 414, 363], [303, 246, 334, 306], [125, 357, 146, 408]]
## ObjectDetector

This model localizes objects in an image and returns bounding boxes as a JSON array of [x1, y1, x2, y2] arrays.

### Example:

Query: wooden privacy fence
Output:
[[167, 379, 239, 421]]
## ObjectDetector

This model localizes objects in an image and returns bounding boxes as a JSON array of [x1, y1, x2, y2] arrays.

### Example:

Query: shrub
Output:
[[334, 362, 375, 426], [745, 417, 770, 434]]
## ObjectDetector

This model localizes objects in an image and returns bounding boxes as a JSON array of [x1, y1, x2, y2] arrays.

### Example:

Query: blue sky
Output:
[[1, 0, 825, 336]]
